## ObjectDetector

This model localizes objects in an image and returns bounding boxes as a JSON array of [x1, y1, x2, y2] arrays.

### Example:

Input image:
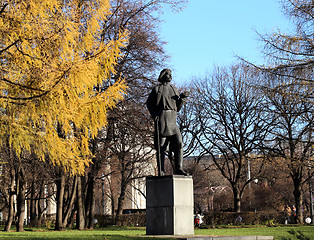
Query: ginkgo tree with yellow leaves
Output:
[[0, 0, 128, 174]]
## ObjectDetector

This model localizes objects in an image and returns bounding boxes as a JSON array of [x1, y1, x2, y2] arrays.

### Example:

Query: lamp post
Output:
[[247, 156, 252, 207]]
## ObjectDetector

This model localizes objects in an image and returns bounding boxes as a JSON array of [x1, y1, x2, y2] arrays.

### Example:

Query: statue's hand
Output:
[[180, 91, 190, 98]]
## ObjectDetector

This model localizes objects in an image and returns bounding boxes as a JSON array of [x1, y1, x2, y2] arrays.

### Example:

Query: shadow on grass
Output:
[[287, 230, 310, 240]]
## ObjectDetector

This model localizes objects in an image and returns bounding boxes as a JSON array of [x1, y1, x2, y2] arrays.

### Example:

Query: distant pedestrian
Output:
[[195, 213, 203, 227], [292, 205, 296, 216], [285, 205, 292, 224], [235, 215, 243, 224]]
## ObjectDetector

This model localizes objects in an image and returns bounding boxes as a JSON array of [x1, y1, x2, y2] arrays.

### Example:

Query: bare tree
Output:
[[178, 85, 204, 159], [190, 64, 271, 212], [261, 74, 313, 223], [239, 0, 313, 223], [107, 101, 154, 222]]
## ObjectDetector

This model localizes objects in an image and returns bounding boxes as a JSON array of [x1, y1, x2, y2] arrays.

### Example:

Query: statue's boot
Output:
[[174, 148, 189, 176]]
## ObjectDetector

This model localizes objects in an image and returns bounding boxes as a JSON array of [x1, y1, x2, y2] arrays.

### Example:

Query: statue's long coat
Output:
[[146, 83, 184, 137]]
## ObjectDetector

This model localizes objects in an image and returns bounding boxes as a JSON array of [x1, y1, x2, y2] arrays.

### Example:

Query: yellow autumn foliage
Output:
[[0, 0, 129, 174]]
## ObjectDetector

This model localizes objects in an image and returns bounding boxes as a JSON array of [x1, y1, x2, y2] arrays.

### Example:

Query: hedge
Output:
[[203, 211, 290, 226], [95, 211, 291, 228], [95, 213, 146, 227]]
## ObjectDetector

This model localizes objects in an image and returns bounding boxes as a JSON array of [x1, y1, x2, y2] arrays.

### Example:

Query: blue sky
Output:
[[159, 0, 291, 85]]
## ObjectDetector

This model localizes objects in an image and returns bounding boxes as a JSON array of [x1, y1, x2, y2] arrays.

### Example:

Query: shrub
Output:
[[116, 213, 146, 227], [94, 214, 114, 227], [95, 213, 146, 227], [203, 211, 287, 226], [95, 211, 289, 228]]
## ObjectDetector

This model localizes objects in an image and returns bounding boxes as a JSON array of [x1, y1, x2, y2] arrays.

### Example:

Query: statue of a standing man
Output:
[[146, 69, 189, 176]]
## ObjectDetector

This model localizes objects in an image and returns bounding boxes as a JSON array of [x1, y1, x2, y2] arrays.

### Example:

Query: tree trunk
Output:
[[85, 174, 96, 229], [109, 182, 115, 219], [293, 176, 304, 224], [29, 181, 37, 227], [85, 140, 101, 229], [5, 169, 15, 232], [37, 181, 45, 227], [76, 175, 85, 230], [46, 183, 54, 217], [232, 185, 241, 213], [16, 169, 26, 232], [55, 173, 66, 230], [62, 176, 77, 227], [66, 205, 77, 228], [115, 181, 127, 223]]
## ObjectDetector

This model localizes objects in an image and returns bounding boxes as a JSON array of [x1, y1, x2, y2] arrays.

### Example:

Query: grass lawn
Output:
[[195, 225, 314, 240], [0, 225, 312, 240]]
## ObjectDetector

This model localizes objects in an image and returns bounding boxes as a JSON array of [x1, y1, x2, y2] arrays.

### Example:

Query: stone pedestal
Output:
[[146, 175, 194, 235]]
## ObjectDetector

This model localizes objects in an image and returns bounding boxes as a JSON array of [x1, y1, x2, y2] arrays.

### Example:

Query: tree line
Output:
[[178, 0, 313, 223], [0, 0, 186, 231], [179, 62, 312, 223], [0, 0, 312, 232]]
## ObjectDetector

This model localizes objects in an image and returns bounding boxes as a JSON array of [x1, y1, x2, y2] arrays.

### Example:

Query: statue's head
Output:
[[158, 69, 172, 82]]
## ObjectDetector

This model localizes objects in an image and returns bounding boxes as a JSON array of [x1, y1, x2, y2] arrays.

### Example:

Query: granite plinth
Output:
[[146, 175, 194, 235]]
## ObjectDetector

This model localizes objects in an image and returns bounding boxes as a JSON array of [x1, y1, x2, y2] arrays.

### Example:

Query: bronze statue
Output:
[[146, 69, 189, 176]]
